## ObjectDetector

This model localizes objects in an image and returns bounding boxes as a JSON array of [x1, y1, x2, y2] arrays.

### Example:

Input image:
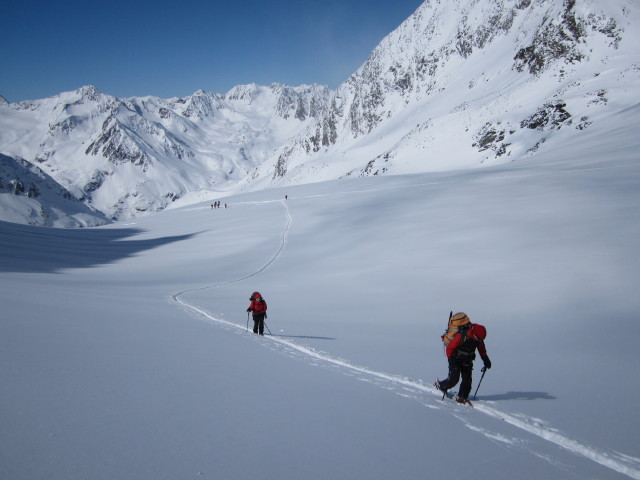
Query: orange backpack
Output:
[[441, 312, 471, 346]]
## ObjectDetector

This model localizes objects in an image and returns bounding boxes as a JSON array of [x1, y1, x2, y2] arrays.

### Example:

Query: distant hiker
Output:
[[247, 291, 268, 335], [285, 195, 288, 200], [435, 313, 491, 404]]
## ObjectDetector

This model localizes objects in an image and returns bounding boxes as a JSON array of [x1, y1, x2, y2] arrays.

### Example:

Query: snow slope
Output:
[[1, 105, 639, 479]]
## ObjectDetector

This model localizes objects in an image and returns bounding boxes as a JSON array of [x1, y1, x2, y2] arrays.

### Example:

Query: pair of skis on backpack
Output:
[[434, 380, 474, 407]]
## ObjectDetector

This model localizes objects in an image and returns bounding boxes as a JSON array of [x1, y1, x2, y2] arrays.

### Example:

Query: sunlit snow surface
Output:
[[2, 107, 639, 478]]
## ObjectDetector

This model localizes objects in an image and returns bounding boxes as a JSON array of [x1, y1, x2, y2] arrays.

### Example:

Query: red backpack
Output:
[[250, 292, 267, 314]]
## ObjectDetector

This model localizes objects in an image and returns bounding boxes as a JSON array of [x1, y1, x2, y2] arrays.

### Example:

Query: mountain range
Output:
[[1, 0, 638, 226]]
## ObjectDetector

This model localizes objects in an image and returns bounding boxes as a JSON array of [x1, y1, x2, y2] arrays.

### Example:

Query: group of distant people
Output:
[[211, 194, 289, 210]]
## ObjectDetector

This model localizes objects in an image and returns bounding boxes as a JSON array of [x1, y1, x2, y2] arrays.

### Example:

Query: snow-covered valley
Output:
[[2, 0, 640, 478], [1, 108, 639, 478]]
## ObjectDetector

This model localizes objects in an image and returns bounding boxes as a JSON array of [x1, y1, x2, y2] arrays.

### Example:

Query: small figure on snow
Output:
[[435, 313, 491, 404], [247, 291, 268, 335]]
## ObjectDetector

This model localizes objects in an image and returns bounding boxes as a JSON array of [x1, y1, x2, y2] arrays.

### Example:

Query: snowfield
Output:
[[1, 107, 639, 479]]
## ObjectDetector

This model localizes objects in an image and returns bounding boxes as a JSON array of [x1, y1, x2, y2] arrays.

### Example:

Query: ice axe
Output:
[[473, 367, 487, 400]]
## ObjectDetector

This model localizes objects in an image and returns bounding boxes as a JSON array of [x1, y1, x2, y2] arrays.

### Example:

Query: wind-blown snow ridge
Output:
[[170, 186, 640, 480]]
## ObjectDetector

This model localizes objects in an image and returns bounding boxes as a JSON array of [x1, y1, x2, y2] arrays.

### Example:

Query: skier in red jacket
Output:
[[247, 291, 268, 335], [435, 323, 491, 403]]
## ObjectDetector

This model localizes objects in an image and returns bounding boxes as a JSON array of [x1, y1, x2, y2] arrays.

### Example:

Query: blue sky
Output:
[[2, 0, 423, 102]]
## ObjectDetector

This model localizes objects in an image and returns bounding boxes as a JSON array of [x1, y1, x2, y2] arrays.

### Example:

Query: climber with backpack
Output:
[[435, 312, 492, 404], [247, 291, 268, 335]]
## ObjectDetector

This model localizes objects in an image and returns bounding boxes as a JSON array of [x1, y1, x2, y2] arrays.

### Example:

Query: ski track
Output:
[[171, 182, 640, 480]]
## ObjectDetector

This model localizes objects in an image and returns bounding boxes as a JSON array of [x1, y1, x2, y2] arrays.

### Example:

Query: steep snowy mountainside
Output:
[[259, 0, 639, 187], [0, 153, 107, 227], [0, 84, 330, 224]]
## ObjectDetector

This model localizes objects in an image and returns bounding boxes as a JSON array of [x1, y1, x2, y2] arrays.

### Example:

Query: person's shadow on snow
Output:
[[477, 391, 556, 401]]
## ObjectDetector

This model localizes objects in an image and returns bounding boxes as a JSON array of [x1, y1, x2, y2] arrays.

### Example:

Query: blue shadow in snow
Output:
[[0, 220, 199, 273], [477, 391, 557, 401]]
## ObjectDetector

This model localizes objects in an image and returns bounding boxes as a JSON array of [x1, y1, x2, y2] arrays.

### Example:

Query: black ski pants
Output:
[[252, 313, 265, 335], [442, 356, 474, 399]]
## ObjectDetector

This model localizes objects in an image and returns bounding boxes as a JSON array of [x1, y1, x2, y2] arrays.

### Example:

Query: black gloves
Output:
[[482, 355, 492, 370], [246, 308, 251, 312]]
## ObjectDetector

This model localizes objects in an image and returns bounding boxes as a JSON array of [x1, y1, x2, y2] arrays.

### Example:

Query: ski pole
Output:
[[473, 367, 487, 400], [264, 321, 272, 336], [247, 312, 250, 332]]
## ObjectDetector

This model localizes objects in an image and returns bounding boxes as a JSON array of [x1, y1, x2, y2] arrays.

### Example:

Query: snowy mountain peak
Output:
[[224, 83, 262, 101], [255, 0, 638, 186], [1, 0, 639, 226], [75, 85, 102, 102], [0, 81, 328, 224]]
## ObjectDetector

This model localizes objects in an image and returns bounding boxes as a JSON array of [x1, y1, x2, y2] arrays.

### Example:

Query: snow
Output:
[[2, 1, 640, 476], [1, 106, 639, 479]]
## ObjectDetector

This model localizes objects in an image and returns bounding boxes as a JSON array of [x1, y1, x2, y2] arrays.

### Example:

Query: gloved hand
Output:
[[482, 355, 492, 370], [246, 308, 251, 312]]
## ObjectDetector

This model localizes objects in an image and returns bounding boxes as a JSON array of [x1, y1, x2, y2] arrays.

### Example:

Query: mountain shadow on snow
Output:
[[0, 221, 198, 273]]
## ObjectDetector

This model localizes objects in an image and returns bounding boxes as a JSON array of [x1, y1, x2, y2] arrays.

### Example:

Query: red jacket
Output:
[[446, 331, 487, 358], [249, 298, 267, 315]]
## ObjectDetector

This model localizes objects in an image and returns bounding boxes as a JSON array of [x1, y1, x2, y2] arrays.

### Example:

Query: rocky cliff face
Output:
[[260, 0, 637, 185]]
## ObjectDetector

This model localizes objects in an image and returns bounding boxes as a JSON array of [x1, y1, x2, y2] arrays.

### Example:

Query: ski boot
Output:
[[455, 395, 473, 407]]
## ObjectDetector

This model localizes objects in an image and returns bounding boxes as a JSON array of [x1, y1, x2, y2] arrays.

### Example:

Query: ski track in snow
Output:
[[171, 184, 640, 480]]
